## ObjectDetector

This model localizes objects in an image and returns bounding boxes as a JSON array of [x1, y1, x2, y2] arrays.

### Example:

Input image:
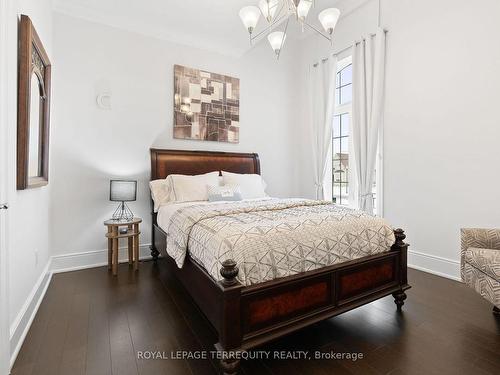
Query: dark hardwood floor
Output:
[[11, 259, 500, 375]]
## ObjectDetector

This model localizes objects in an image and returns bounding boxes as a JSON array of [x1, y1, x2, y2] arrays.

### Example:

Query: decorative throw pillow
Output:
[[207, 185, 243, 202], [170, 171, 220, 202], [221, 171, 267, 199]]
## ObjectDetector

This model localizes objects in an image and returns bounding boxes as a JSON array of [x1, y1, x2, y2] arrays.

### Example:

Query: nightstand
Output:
[[104, 217, 142, 276]]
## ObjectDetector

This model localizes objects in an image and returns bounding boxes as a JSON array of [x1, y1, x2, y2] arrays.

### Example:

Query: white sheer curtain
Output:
[[352, 28, 386, 214], [309, 56, 337, 200]]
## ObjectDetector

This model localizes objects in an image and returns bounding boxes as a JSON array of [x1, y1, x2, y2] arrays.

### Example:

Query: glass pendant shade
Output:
[[296, 0, 312, 20], [239, 6, 261, 33], [268, 31, 286, 54], [258, 0, 279, 23], [240, 3, 340, 58], [318, 8, 340, 34]]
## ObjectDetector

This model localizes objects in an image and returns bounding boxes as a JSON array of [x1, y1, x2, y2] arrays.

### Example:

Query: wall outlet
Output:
[[34, 248, 39, 266]]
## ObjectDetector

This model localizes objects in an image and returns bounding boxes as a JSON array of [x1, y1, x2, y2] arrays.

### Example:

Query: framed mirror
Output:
[[17, 15, 51, 190]]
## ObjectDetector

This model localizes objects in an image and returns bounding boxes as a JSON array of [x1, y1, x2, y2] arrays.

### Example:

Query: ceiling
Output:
[[53, 0, 370, 57]]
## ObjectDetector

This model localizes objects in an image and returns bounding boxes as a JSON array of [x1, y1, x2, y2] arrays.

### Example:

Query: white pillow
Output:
[[221, 171, 267, 199], [170, 171, 220, 202], [149, 179, 174, 212]]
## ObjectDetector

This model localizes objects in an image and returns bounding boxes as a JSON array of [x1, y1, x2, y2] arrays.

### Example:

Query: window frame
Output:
[[332, 113, 350, 205], [331, 57, 353, 207]]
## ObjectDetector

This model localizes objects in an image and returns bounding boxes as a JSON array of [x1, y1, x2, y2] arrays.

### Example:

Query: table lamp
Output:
[[110, 180, 137, 221]]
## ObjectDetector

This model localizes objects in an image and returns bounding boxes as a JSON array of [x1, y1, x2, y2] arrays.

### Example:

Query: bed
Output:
[[150, 149, 410, 375]]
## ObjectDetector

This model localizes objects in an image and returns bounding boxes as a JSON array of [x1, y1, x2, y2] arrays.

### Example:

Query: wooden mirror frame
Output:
[[17, 15, 52, 190]]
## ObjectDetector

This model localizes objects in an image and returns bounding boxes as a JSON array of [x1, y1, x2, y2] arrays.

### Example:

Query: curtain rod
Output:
[[312, 29, 388, 67]]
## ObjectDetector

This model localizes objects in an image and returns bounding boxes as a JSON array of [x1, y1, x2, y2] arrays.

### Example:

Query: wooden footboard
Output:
[[156, 227, 410, 375]]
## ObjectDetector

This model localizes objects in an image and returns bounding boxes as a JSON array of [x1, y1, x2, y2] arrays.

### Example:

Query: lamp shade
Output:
[[259, 0, 279, 23], [268, 31, 286, 54], [318, 8, 340, 34], [296, 0, 312, 20], [239, 6, 261, 33], [110, 180, 137, 202]]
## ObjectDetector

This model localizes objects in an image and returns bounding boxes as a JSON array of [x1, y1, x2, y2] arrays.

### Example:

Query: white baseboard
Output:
[[51, 243, 152, 274], [9, 259, 53, 369], [408, 249, 461, 281]]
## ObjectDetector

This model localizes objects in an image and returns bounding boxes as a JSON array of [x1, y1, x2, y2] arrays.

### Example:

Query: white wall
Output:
[[384, 0, 500, 278], [296, 0, 500, 279], [5, 0, 54, 364], [0, 2, 12, 373], [50, 14, 302, 260]]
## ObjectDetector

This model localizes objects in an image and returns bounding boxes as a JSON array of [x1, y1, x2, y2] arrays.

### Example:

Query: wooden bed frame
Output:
[[150, 149, 410, 375]]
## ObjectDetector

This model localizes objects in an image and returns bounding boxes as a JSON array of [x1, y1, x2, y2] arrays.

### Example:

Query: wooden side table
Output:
[[104, 218, 142, 276]]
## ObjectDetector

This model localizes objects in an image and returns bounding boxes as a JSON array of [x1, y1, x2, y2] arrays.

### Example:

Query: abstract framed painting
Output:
[[173, 65, 240, 143]]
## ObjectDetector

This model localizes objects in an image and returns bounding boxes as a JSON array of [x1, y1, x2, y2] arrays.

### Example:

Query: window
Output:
[[328, 57, 383, 215], [335, 63, 352, 106], [332, 60, 352, 206]]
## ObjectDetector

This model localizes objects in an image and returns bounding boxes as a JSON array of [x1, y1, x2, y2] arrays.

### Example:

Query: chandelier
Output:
[[239, 0, 340, 59]]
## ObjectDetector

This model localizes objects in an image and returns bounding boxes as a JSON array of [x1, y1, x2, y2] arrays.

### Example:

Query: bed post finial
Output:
[[393, 228, 406, 247], [220, 259, 239, 286]]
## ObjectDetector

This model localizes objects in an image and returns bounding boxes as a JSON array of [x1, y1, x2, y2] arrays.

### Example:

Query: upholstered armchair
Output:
[[461, 228, 500, 315]]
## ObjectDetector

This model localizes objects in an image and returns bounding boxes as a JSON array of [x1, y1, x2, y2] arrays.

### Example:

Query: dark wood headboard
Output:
[[150, 149, 260, 180]]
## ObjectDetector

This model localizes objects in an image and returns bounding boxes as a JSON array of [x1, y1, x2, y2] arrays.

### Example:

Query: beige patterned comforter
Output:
[[166, 199, 395, 286]]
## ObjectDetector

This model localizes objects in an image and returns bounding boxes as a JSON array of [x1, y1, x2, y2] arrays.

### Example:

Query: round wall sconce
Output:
[[96, 92, 112, 110]]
